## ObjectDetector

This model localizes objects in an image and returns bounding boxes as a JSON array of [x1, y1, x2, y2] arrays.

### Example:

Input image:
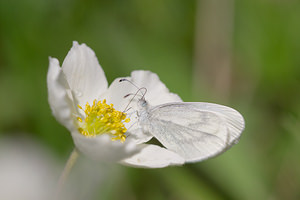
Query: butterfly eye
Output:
[[138, 99, 147, 107]]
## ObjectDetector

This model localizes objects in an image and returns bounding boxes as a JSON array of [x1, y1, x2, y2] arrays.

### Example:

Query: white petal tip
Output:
[[72, 41, 79, 46], [48, 57, 59, 65]]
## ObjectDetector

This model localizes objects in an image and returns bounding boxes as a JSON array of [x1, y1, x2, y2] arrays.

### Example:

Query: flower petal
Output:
[[120, 144, 185, 168], [126, 123, 153, 144], [62, 41, 108, 106], [131, 70, 182, 106], [71, 131, 141, 162], [103, 71, 182, 111], [47, 57, 76, 132]]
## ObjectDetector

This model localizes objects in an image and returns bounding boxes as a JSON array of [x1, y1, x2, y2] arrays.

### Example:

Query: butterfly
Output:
[[120, 79, 245, 162]]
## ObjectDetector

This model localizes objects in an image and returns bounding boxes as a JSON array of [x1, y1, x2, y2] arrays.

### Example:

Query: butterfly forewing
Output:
[[145, 102, 245, 162]]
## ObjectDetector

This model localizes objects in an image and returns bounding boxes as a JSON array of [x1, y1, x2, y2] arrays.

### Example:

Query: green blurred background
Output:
[[1, 0, 300, 199]]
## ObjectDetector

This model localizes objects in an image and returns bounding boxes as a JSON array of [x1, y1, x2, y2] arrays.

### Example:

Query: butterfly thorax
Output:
[[137, 99, 150, 127]]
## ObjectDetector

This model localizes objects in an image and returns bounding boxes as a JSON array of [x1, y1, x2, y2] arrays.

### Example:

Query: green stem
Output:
[[55, 148, 79, 199]]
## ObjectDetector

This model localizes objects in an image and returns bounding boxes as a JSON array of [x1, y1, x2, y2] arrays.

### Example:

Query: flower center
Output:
[[76, 99, 130, 142]]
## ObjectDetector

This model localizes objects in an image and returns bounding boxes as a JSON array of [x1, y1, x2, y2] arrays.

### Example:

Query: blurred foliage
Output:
[[0, 0, 300, 199]]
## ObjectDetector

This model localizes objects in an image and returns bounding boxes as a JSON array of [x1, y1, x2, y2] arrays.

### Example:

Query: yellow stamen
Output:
[[76, 99, 130, 142]]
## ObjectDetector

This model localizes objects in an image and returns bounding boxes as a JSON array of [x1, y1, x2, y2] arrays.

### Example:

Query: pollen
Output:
[[76, 99, 130, 142]]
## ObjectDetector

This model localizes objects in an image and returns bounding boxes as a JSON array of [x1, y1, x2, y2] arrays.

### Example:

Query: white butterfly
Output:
[[137, 99, 244, 162], [121, 79, 245, 163]]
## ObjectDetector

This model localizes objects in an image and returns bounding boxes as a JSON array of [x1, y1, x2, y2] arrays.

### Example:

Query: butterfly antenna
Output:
[[119, 78, 147, 97], [119, 78, 140, 90], [119, 79, 148, 112], [124, 93, 142, 98]]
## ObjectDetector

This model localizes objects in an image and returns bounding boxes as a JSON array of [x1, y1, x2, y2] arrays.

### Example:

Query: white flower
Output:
[[47, 41, 184, 168]]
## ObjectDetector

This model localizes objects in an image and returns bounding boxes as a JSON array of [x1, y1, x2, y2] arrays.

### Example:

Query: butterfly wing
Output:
[[146, 102, 245, 162]]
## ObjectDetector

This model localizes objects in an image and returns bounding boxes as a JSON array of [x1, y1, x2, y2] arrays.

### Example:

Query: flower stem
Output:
[[55, 148, 79, 198]]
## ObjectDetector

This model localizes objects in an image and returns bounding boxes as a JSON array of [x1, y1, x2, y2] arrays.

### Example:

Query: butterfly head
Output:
[[137, 97, 148, 109]]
